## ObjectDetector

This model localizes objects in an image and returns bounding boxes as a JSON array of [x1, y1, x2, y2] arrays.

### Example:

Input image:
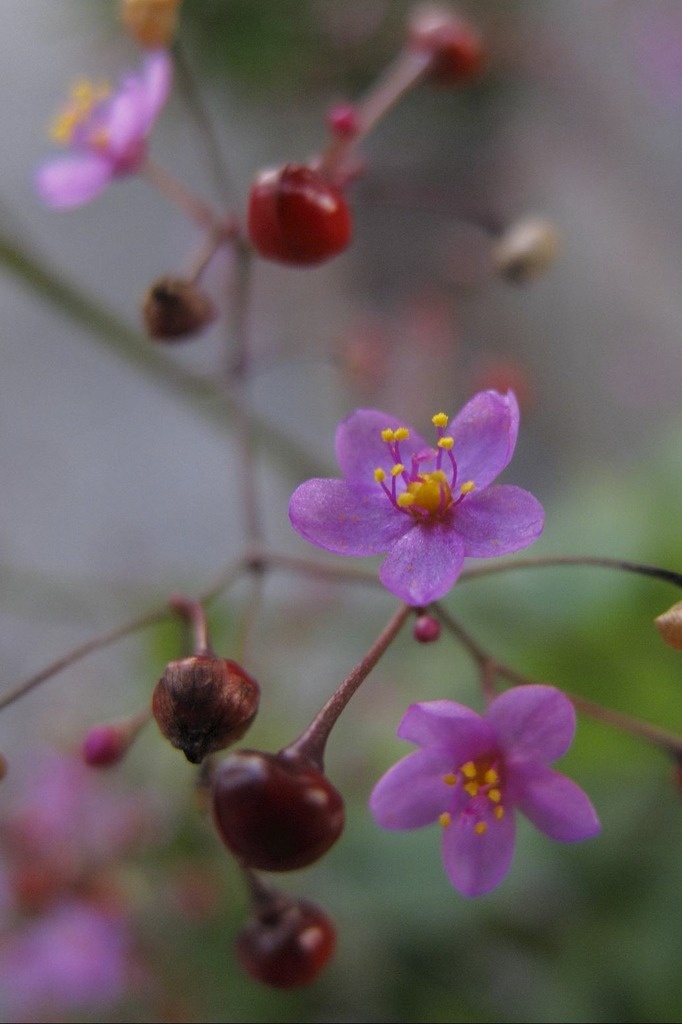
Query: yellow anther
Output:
[[374, 468, 386, 483], [488, 789, 502, 804], [461, 762, 477, 779], [460, 481, 476, 495], [393, 427, 410, 441], [483, 769, 499, 785], [381, 428, 395, 442], [397, 493, 416, 508], [391, 464, 404, 477], [464, 781, 479, 797], [437, 436, 454, 450], [431, 470, 447, 483], [432, 412, 448, 427], [439, 812, 452, 828], [474, 822, 487, 835], [494, 806, 504, 820], [443, 773, 457, 786]]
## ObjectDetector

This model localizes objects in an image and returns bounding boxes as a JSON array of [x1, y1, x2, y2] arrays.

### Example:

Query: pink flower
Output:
[[36, 50, 172, 208], [370, 686, 600, 896], [288, 391, 544, 605]]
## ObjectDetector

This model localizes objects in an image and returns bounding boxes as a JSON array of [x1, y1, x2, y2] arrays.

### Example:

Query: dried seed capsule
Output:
[[247, 164, 352, 266], [236, 896, 336, 989], [212, 751, 344, 870], [143, 276, 216, 341], [153, 657, 260, 764]]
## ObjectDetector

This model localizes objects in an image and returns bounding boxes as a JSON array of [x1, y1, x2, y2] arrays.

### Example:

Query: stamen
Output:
[[393, 427, 410, 441], [461, 761, 477, 779], [483, 768, 499, 785], [381, 428, 394, 442], [460, 481, 475, 495], [488, 789, 502, 803], [443, 773, 457, 786], [437, 436, 454, 450], [494, 806, 504, 820], [439, 812, 452, 828], [374, 468, 386, 482], [432, 412, 448, 427], [474, 822, 487, 835], [397, 493, 416, 508], [464, 781, 479, 797], [391, 464, 404, 477]]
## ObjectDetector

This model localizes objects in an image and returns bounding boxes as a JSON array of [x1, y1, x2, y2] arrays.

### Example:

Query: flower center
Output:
[[439, 755, 505, 836], [374, 412, 475, 521], [49, 79, 111, 149]]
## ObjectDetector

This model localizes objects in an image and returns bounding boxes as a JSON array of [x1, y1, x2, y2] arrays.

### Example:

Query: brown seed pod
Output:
[[152, 656, 260, 764], [655, 601, 682, 652], [142, 276, 216, 341]]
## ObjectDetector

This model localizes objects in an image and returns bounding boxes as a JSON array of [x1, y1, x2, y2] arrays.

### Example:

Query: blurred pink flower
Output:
[[36, 50, 172, 207]]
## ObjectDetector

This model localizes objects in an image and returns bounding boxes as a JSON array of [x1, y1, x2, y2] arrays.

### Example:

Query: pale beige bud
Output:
[[655, 601, 682, 651], [493, 216, 560, 284], [121, 0, 181, 49]]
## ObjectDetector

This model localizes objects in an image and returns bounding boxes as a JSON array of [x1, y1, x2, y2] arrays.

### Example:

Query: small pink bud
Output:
[[327, 103, 360, 138], [413, 614, 441, 643], [82, 711, 149, 768], [655, 601, 682, 651]]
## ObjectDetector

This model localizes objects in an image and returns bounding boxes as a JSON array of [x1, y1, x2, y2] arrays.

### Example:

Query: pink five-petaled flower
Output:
[[36, 50, 172, 208], [288, 390, 544, 605], [370, 685, 600, 897]]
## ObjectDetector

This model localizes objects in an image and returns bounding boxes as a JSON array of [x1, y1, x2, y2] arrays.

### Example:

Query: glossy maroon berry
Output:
[[212, 751, 344, 870], [413, 613, 441, 643], [152, 656, 260, 764], [409, 5, 484, 84], [236, 897, 336, 989], [247, 164, 352, 266]]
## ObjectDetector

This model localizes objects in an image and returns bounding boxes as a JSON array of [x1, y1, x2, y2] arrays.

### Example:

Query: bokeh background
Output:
[[2, 1, 682, 1020]]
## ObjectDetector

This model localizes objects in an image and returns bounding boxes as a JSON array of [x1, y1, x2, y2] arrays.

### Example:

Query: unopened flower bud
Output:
[[82, 709, 149, 768], [414, 613, 441, 643], [237, 894, 336, 989], [655, 601, 682, 651], [153, 657, 260, 764], [408, 4, 484, 84], [247, 164, 352, 266], [142, 276, 216, 341], [327, 103, 360, 139], [212, 751, 344, 871], [492, 216, 560, 285], [120, 0, 181, 49]]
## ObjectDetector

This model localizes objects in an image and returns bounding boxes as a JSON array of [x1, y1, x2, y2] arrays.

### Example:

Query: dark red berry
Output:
[[212, 751, 344, 870], [413, 614, 441, 643], [409, 6, 484, 84], [236, 897, 336, 989], [152, 656, 260, 764], [247, 164, 352, 266]]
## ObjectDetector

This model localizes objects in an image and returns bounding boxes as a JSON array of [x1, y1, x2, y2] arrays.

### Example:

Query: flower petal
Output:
[[454, 485, 544, 557], [141, 50, 173, 120], [397, 700, 495, 758], [108, 51, 172, 157], [288, 478, 409, 555], [335, 409, 429, 492], [441, 808, 516, 897], [485, 685, 577, 763], [370, 747, 455, 830], [35, 155, 113, 208], [447, 391, 519, 491], [379, 522, 465, 605], [514, 765, 601, 841]]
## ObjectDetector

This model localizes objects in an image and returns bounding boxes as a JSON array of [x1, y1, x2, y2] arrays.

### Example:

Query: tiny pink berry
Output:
[[82, 724, 127, 768]]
